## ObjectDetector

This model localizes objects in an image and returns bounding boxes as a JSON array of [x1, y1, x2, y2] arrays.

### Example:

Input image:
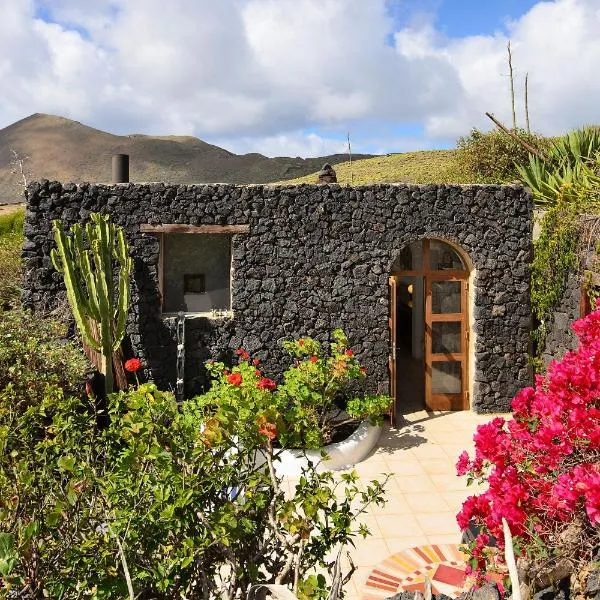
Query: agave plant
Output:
[[517, 126, 600, 207], [548, 126, 600, 166]]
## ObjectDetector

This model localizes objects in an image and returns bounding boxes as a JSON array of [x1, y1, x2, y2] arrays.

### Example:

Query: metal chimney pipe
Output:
[[112, 154, 129, 183]]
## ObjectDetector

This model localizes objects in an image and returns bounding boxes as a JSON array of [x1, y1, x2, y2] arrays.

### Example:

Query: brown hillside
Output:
[[0, 113, 371, 204]]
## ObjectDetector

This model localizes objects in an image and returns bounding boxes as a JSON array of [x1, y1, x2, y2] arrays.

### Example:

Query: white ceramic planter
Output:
[[259, 420, 382, 477]]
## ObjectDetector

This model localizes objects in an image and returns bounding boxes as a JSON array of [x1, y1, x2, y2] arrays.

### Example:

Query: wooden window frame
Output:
[[141, 223, 249, 314]]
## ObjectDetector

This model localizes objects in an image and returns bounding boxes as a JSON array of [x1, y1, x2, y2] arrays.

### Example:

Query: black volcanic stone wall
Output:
[[23, 180, 533, 412], [542, 270, 583, 365]]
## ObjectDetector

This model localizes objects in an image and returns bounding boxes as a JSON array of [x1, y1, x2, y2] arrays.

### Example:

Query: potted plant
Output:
[[195, 329, 392, 474]]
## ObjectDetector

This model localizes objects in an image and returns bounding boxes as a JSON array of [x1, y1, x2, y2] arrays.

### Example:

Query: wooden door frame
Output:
[[388, 276, 398, 427], [425, 276, 469, 411], [391, 238, 471, 412]]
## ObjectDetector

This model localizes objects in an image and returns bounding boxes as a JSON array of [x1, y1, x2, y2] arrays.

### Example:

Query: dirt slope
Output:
[[0, 113, 371, 204]]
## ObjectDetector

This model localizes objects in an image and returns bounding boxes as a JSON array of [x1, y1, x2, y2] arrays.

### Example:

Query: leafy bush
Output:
[[0, 308, 90, 410], [0, 209, 24, 237], [456, 303, 600, 589], [197, 329, 392, 449], [0, 382, 387, 599], [455, 128, 549, 183], [0, 209, 24, 309]]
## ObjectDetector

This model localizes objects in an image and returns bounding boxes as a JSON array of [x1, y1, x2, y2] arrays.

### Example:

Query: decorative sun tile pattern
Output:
[[361, 544, 468, 599]]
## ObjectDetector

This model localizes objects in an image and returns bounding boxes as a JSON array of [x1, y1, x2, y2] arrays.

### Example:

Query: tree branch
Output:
[[484, 112, 547, 160]]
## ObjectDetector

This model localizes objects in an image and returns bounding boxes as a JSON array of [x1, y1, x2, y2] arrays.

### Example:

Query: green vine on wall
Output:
[[530, 200, 580, 364]]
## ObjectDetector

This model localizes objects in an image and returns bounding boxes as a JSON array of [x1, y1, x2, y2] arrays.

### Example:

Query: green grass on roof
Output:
[[278, 149, 473, 185]]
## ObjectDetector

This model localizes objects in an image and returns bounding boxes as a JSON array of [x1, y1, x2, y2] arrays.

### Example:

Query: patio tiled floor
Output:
[[294, 407, 504, 599]]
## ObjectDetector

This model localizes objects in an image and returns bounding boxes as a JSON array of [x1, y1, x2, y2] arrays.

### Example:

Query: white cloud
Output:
[[215, 131, 348, 158], [0, 0, 599, 156], [397, 0, 600, 138]]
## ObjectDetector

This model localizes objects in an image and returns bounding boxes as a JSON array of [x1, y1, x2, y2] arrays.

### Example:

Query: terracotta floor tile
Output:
[[410, 444, 449, 460], [351, 566, 374, 596], [369, 491, 412, 515], [415, 512, 461, 536], [430, 473, 469, 492], [375, 513, 425, 538], [444, 444, 475, 462], [404, 491, 452, 513], [384, 536, 429, 555], [354, 460, 391, 478], [426, 533, 462, 546], [356, 513, 384, 538], [347, 538, 392, 567], [383, 458, 427, 476], [443, 490, 472, 512], [392, 474, 437, 493], [419, 458, 457, 476]]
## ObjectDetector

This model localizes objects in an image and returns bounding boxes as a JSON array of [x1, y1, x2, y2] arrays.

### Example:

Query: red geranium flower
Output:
[[346, 349, 353, 356], [253, 357, 260, 366], [258, 417, 277, 441], [235, 348, 250, 360], [310, 356, 318, 363], [257, 377, 277, 391], [360, 366, 367, 374], [298, 339, 305, 346], [124, 358, 142, 373], [227, 372, 243, 386]]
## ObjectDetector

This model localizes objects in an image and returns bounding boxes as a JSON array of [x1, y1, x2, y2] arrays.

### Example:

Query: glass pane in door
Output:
[[431, 281, 461, 314], [432, 322, 461, 354], [431, 361, 462, 394], [429, 240, 466, 271]]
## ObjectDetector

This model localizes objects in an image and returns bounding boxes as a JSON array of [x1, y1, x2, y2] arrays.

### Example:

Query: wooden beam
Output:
[[140, 223, 250, 234]]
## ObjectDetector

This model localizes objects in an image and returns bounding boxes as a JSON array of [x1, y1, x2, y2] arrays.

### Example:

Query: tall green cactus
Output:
[[50, 213, 133, 394]]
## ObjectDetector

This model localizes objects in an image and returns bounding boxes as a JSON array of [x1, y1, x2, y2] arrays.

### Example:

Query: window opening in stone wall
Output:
[[162, 233, 232, 314]]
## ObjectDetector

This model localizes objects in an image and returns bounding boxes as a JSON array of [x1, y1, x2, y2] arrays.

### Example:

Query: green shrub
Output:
[[0, 308, 90, 411], [0, 233, 22, 309], [456, 128, 549, 183], [0, 209, 24, 237], [0, 382, 387, 599], [0, 208, 24, 309], [197, 329, 392, 449]]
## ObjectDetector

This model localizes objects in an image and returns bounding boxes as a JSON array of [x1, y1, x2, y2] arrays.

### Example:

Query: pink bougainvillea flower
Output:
[[456, 303, 600, 583], [456, 450, 470, 476]]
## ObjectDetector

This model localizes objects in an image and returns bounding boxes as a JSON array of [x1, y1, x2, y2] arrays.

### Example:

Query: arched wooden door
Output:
[[390, 239, 470, 414]]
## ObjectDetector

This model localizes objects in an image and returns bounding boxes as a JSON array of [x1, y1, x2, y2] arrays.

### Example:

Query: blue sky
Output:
[[389, 0, 542, 38], [1, 0, 599, 157]]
